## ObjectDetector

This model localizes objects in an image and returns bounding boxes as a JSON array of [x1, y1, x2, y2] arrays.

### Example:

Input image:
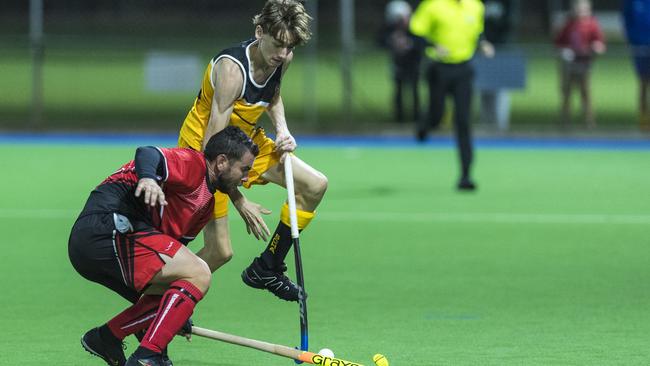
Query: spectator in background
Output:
[[554, 0, 606, 128], [410, 0, 494, 191], [378, 1, 424, 123], [483, 0, 512, 45], [480, 0, 513, 130], [622, 0, 650, 130]]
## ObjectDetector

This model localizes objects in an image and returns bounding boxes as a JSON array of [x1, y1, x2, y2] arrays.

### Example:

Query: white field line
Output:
[[0, 208, 79, 219], [317, 212, 650, 225], [1, 208, 649, 225]]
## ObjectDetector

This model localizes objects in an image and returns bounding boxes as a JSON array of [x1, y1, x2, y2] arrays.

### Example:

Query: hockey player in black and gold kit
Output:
[[178, 0, 326, 302]]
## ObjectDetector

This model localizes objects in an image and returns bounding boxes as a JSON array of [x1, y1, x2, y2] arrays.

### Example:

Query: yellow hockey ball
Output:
[[373, 354, 389, 366]]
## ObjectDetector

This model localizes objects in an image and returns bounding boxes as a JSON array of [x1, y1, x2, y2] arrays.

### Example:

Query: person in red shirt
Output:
[[69, 126, 258, 366], [554, 0, 606, 128]]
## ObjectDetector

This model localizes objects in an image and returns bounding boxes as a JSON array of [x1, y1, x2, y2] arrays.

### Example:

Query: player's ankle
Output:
[[133, 345, 159, 359]]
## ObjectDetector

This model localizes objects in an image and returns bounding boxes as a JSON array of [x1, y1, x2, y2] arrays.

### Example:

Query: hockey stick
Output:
[[191, 326, 371, 366], [284, 153, 309, 359]]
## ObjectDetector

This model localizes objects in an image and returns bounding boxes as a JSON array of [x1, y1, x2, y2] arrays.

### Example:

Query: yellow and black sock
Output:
[[260, 222, 292, 270], [260, 203, 314, 270]]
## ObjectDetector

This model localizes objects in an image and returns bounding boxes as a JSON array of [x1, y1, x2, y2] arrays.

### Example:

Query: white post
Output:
[[29, 0, 44, 126], [304, 0, 318, 126], [340, 0, 354, 122]]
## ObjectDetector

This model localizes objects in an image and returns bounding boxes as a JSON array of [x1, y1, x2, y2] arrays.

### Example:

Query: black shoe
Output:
[[81, 327, 126, 366], [416, 128, 428, 143], [125, 354, 166, 366], [242, 258, 301, 302], [161, 355, 173, 366], [457, 178, 477, 191], [134, 327, 180, 366], [161, 349, 173, 366]]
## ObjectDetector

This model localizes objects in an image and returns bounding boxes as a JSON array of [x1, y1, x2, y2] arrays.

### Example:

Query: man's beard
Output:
[[214, 171, 235, 193]]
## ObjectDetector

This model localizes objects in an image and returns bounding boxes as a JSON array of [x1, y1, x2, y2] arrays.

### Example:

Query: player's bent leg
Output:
[[150, 245, 212, 293], [241, 156, 326, 301], [196, 217, 233, 272], [261, 155, 328, 211], [259, 156, 326, 266], [292, 159, 328, 211], [82, 293, 162, 366], [126, 247, 210, 365]]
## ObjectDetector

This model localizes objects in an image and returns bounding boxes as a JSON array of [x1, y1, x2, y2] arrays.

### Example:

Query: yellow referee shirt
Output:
[[409, 0, 485, 64]]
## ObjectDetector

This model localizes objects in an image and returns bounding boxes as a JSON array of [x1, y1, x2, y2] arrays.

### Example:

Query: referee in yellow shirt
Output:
[[410, 0, 494, 190]]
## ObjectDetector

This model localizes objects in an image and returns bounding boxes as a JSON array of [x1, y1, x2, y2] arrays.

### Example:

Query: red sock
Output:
[[106, 295, 162, 340], [140, 280, 204, 354]]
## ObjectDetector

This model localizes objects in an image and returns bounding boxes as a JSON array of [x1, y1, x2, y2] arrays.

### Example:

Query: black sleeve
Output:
[[134, 146, 166, 181], [411, 33, 429, 52]]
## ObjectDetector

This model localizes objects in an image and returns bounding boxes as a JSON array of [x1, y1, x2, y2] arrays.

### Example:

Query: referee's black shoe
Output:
[[81, 327, 126, 366], [457, 178, 477, 191], [242, 257, 301, 302], [416, 128, 428, 143]]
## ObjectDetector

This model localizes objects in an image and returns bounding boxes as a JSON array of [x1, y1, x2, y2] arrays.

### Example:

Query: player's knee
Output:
[[313, 173, 328, 201], [189, 256, 212, 294], [301, 172, 328, 202], [315, 173, 328, 195]]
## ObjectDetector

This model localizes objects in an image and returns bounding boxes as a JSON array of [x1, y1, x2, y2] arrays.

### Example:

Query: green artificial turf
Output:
[[1, 143, 649, 365]]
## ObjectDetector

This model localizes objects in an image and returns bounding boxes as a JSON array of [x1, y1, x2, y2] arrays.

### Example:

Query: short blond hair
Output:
[[253, 0, 312, 46]]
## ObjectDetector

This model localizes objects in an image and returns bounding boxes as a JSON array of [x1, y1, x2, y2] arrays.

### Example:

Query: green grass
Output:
[[0, 42, 640, 131], [1, 142, 649, 365]]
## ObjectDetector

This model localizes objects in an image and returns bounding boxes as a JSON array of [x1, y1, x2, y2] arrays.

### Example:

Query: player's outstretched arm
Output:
[[205, 58, 271, 240], [228, 188, 272, 241]]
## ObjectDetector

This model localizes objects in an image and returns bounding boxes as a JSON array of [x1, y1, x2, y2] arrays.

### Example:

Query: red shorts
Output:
[[69, 213, 183, 298], [113, 230, 183, 292]]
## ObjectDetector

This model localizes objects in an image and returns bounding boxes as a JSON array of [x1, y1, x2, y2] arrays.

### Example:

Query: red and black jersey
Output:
[[80, 147, 215, 244]]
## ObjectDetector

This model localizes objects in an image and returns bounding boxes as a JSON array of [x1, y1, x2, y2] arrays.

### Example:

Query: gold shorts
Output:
[[178, 127, 280, 218]]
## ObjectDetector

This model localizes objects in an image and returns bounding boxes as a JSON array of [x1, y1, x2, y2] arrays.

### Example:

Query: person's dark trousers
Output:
[[419, 61, 475, 180], [394, 76, 405, 122], [412, 76, 420, 122], [394, 73, 420, 122]]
